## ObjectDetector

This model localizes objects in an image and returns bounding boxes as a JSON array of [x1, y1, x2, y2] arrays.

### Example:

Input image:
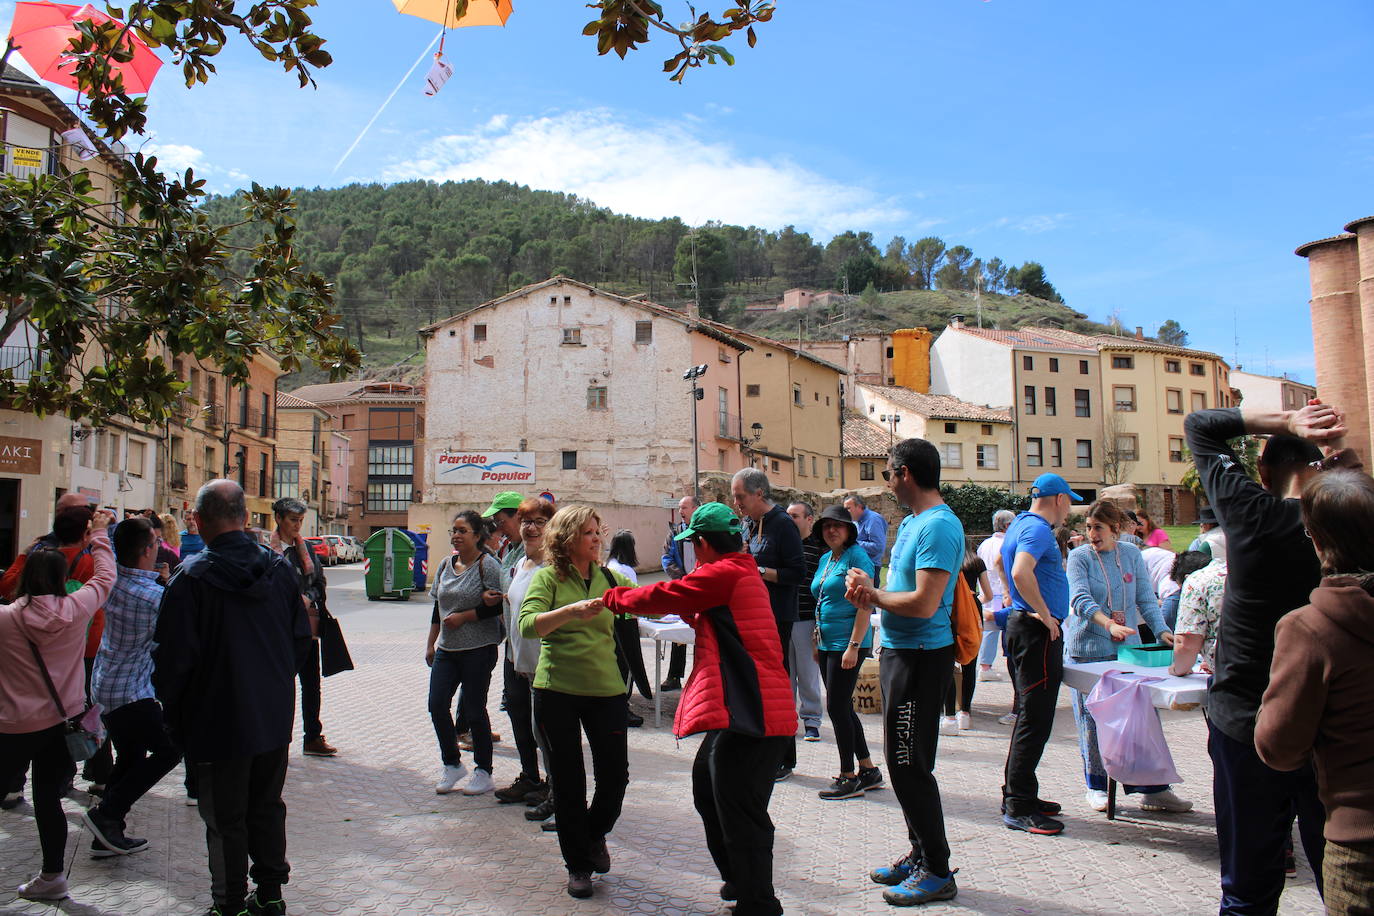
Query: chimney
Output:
[[950, 314, 965, 328], [1135, 326, 1144, 340]]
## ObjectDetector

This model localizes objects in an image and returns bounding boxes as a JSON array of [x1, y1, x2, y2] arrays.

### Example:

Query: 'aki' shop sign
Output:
[[434, 451, 535, 484]]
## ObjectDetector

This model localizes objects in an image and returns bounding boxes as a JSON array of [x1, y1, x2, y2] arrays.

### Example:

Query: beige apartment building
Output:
[[851, 384, 1014, 488], [274, 391, 335, 535]]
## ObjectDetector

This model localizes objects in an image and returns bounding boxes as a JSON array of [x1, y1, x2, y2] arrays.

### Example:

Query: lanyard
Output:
[[1091, 547, 1125, 621]]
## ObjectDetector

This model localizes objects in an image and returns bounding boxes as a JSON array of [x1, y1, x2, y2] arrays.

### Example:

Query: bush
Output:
[[939, 483, 1029, 535]]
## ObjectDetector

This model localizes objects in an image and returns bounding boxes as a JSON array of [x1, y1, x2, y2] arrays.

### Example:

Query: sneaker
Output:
[[302, 737, 337, 757], [856, 766, 885, 791], [457, 731, 473, 751], [18, 873, 69, 901], [542, 816, 559, 832], [83, 806, 148, 855], [567, 871, 593, 899], [1085, 790, 1110, 812], [1, 790, 24, 809], [627, 711, 644, 728], [870, 851, 916, 886], [524, 782, 550, 806], [495, 774, 542, 804], [956, 711, 972, 730], [89, 833, 148, 858], [435, 763, 467, 794], [978, 668, 1002, 682], [591, 838, 611, 874], [490, 731, 503, 743], [720, 882, 737, 901], [1139, 788, 1193, 813], [1001, 798, 1062, 816], [525, 795, 555, 821], [883, 867, 958, 906], [938, 716, 959, 736], [1284, 849, 1297, 878], [773, 765, 793, 782], [818, 775, 864, 800], [462, 768, 495, 796], [204, 908, 250, 916], [1002, 812, 1064, 835], [997, 713, 1018, 726], [246, 890, 287, 915], [803, 725, 821, 742], [659, 676, 682, 691]]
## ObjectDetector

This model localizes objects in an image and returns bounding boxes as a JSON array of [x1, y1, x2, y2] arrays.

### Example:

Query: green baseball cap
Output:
[[674, 502, 743, 541], [481, 491, 524, 517]]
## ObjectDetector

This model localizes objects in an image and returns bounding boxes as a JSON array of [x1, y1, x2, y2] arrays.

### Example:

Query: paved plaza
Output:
[[1, 566, 1325, 916]]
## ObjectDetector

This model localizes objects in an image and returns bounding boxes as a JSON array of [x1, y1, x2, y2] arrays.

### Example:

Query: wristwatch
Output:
[[848, 640, 861, 649]]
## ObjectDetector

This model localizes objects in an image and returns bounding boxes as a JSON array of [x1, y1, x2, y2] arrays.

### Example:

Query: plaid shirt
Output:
[[91, 565, 165, 712]]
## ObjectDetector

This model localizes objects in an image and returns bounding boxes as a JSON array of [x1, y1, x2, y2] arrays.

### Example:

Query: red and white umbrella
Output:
[[7, 2, 163, 95]]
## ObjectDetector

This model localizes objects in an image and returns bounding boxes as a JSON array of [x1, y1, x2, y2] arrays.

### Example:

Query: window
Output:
[[1077, 439, 1093, 468], [341, 414, 353, 430], [1044, 387, 1057, 416], [1074, 388, 1091, 417], [367, 445, 413, 477], [1050, 438, 1063, 467], [1023, 385, 1036, 415], [366, 482, 411, 512], [1079, 360, 1089, 375], [718, 388, 730, 438], [826, 458, 835, 478], [944, 422, 958, 434], [1116, 434, 1139, 462], [1026, 437, 1043, 467], [1112, 355, 1134, 370], [1169, 436, 1185, 463], [1049, 358, 1060, 373], [792, 384, 802, 406], [561, 450, 577, 470], [981, 424, 993, 436], [472, 323, 487, 342], [811, 456, 818, 477], [274, 461, 301, 498], [771, 459, 780, 472], [311, 417, 321, 456], [976, 444, 998, 470], [107, 433, 121, 472], [746, 384, 761, 397], [941, 443, 963, 468], [1165, 359, 1181, 374], [797, 453, 806, 476], [1190, 362, 1206, 376], [561, 327, 582, 345], [127, 439, 146, 478], [1113, 385, 1136, 412], [1191, 391, 1207, 412], [260, 392, 271, 436], [587, 385, 608, 410], [860, 461, 875, 481], [204, 446, 216, 477], [886, 346, 895, 358], [814, 392, 820, 402], [239, 388, 249, 428], [1023, 355, 1033, 371], [1166, 389, 1183, 414], [634, 321, 652, 344]]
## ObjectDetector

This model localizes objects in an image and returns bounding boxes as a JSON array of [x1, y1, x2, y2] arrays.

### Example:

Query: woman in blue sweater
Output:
[[1065, 500, 1190, 815], [810, 505, 881, 801]]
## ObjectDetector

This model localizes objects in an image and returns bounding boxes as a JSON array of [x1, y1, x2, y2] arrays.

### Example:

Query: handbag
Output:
[[25, 639, 101, 761], [317, 606, 354, 677]]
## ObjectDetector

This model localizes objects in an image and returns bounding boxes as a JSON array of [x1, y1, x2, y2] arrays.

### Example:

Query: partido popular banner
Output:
[[434, 451, 535, 484]]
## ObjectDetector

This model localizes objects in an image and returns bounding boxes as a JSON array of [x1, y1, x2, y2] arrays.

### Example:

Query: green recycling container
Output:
[[363, 528, 416, 600]]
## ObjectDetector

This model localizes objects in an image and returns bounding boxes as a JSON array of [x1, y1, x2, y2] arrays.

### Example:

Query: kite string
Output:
[[331, 27, 443, 175]]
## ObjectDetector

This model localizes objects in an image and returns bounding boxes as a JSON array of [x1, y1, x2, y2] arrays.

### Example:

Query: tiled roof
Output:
[[276, 391, 323, 410], [947, 325, 1097, 353], [864, 385, 1012, 423], [1033, 328, 1225, 361], [843, 410, 893, 458], [287, 380, 369, 404]]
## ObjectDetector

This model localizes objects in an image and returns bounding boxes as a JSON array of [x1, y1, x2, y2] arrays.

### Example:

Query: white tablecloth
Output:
[[638, 618, 695, 645], [1061, 661, 1208, 711]]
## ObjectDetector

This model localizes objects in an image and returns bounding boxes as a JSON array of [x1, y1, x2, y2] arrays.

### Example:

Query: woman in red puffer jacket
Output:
[[601, 501, 794, 916]]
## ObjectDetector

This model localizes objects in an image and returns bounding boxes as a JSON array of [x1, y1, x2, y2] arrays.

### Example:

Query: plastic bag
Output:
[[1085, 670, 1181, 786]]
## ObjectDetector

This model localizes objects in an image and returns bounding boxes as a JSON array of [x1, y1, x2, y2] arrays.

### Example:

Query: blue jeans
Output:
[[977, 626, 1001, 667], [1068, 654, 1167, 795], [428, 644, 499, 772]]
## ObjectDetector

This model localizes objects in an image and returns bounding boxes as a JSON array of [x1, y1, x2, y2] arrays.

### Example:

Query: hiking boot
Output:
[[591, 838, 611, 874], [246, 889, 287, 915], [856, 766, 885, 791], [302, 737, 337, 757], [1002, 812, 1064, 835], [567, 871, 593, 899], [870, 851, 916, 886], [818, 774, 864, 800], [83, 806, 148, 856], [659, 676, 682, 691], [627, 710, 644, 728], [18, 873, 68, 901], [525, 794, 555, 821], [524, 782, 550, 806], [495, 774, 542, 804], [883, 867, 958, 906]]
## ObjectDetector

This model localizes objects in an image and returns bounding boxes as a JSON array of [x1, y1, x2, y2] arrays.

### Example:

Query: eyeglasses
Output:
[[450, 527, 471, 535], [881, 466, 903, 482], [520, 518, 548, 528]]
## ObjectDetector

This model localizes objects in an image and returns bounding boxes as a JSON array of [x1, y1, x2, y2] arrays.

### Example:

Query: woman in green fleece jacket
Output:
[[518, 505, 635, 901]]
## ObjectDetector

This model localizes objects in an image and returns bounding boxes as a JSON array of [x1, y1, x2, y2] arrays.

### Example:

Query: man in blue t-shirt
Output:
[[845, 438, 964, 907], [999, 472, 1080, 836]]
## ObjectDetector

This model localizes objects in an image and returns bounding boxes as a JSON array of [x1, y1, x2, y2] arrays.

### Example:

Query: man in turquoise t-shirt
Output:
[[845, 438, 964, 907]]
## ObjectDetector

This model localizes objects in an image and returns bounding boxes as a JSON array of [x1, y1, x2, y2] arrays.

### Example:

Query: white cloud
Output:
[[382, 109, 909, 238], [142, 142, 205, 174], [966, 213, 1070, 235]]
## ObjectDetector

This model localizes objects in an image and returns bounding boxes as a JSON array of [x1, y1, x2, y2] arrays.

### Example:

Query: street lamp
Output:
[[879, 413, 902, 450], [683, 364, 708, 502], [744, 422, 764, 468]]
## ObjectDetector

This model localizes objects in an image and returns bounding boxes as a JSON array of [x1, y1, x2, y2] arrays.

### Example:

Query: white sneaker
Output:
[[938, 716, 959, 736], [462, 768, 495, 796], [955, 711, 972, 730], [1086, 789, 1109, 812], [436, 763, 467, 794], [997, 713, 1018, 726], [18, 873, 69, 901], [1139, 788, 1193, 813], [978, 668, 1002, 682]]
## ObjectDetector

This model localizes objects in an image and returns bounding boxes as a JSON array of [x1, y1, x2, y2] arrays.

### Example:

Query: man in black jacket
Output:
[[1185, 402, 1347, 915], [732, 468, 805, 780], [154, 480, 312, 916]]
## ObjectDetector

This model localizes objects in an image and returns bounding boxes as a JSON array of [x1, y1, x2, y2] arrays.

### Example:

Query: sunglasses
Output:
[[881, 466, 904, 482]]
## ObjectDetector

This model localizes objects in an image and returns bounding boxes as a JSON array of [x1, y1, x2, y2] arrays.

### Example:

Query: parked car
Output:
[[326, 535, 356, 563], [305, 536, 335, 566], [345, 536, 365, 562]]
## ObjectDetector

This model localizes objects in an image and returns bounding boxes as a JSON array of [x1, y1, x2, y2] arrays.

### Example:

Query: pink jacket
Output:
[[0, 530, 115, 734]]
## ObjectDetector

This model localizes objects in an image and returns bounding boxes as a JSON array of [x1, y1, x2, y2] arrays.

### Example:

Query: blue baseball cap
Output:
[[1029, 473, 1083, 502]]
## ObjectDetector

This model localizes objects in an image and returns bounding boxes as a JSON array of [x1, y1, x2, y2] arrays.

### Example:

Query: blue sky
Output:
[[6, 0, 1373, 381]]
